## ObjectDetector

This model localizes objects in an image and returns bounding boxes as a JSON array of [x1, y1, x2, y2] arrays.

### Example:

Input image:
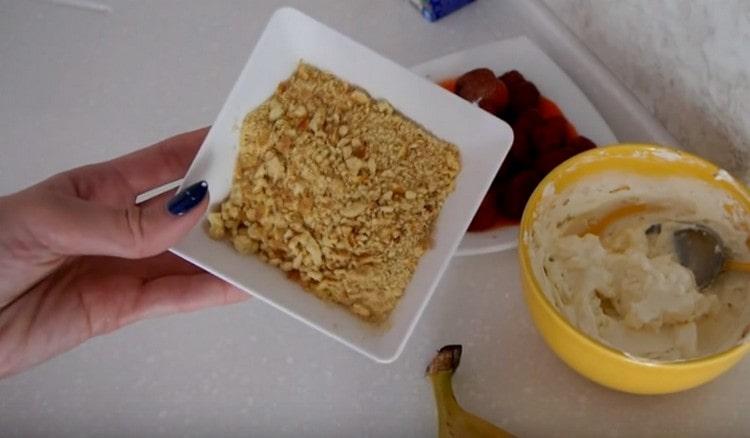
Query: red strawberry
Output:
[[509, 81, 540, 114], [495, 154, 518, 184], [456, 68, 510, 115], [469, 188, 501, 231], [499, 70, 526, 89], [531, 116, 567, 154], [534, 146, 578, 175], [567, 135, 597, 153], [508, 131, 535, 166], [456, 68, 498, 103], [537, 97, 563, 120], [513, 109, 542, 136], [500, 170, 541, 219], [478, 81, 509, 115]]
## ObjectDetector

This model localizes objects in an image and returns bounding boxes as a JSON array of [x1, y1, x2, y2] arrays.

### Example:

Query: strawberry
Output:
[[456, 68, 510, 115], [534, 146, 578, 175], [456, 68, 498, 103], [500, 170, 541, 219], [478, 81, 509, 115], [537, 97, 563, 119], [495, 154, 517, 184], [469, 188, 501, 231], [508, 131, 535, 166], [499, 70, 526, 89], [567, 135, 596, 153], [509, 81, 540, 114], [513, 109, 542, 136], [531, 116, 567, 154]]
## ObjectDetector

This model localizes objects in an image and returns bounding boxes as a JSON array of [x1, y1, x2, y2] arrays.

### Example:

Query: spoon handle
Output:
[[726, 260, 750, 273], [583, 203, 653, 236]]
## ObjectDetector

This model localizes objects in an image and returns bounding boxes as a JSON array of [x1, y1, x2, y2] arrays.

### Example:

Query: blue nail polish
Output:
[[168, 180, 208, 216]]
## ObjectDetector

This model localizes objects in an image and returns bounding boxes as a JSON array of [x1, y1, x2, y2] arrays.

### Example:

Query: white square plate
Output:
[[411, 37, 618, 256], [171, 8, 513, 363]]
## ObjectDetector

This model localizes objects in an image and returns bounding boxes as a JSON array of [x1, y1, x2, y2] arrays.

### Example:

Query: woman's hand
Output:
[[0, 128, 247, 378]]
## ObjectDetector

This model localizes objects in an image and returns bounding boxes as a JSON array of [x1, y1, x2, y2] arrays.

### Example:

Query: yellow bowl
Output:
[[518, 144, 750, 394]]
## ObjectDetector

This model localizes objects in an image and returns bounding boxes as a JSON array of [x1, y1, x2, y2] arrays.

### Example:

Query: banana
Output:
[[426, 345, 514, 438]]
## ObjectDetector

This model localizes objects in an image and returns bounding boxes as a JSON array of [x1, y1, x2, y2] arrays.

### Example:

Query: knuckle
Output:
[[123, 206, 147, 258]]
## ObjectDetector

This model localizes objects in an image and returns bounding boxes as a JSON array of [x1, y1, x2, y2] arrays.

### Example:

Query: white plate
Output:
[[411, 37, 618, 256], [171, 8, 513, 363]]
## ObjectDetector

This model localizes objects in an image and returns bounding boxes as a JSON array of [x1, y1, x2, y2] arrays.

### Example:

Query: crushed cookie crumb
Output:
[[208, 62, 460, 323]]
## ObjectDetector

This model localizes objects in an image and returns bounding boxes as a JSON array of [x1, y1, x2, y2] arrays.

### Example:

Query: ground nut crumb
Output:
[[207, 212, 225, 239], [207, 62, 460, 323]]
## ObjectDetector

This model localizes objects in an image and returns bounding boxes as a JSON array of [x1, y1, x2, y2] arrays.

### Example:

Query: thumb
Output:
[[37, 181, 210, 258]]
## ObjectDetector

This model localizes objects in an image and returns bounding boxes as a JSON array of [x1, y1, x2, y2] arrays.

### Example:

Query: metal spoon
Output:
[[672, 225, 727, 289]]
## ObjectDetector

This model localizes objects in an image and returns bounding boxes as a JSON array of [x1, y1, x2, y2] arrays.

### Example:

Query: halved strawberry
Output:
[[478, 81, 509, 115], [456, 68, 498, 103]]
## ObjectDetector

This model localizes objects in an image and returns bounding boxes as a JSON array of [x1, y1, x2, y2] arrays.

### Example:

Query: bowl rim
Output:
[[519, 143, 750, 368]]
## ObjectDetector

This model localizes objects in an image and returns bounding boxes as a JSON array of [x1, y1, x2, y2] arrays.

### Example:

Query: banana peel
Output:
[[427, 345, 514, 438]]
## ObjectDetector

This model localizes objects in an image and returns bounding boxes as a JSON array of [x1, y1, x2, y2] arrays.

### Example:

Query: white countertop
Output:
[[1, 1, 749, 436]]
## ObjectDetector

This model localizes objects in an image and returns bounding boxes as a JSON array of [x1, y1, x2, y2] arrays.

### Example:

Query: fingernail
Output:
[[168, 181, 208, 216]]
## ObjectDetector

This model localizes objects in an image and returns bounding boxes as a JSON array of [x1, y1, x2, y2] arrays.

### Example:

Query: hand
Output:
[[0, 128, 248, 378]]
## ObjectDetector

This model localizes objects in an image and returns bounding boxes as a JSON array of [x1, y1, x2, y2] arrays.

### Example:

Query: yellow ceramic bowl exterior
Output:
[[518, 144, 750, 394]]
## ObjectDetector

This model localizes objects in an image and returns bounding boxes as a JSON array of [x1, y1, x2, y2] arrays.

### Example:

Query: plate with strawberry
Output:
[[411, 36, 617, 256]]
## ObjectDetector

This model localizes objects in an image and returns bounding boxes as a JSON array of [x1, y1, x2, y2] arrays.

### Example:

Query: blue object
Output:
[[410, 0, 475, 22], [167, 180, 208, 216]]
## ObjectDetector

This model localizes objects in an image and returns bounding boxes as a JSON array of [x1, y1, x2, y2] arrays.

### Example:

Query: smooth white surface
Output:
[[410, 36, 616, 256], [173, 8, 512, 363], [2, 1, 749, 436]]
